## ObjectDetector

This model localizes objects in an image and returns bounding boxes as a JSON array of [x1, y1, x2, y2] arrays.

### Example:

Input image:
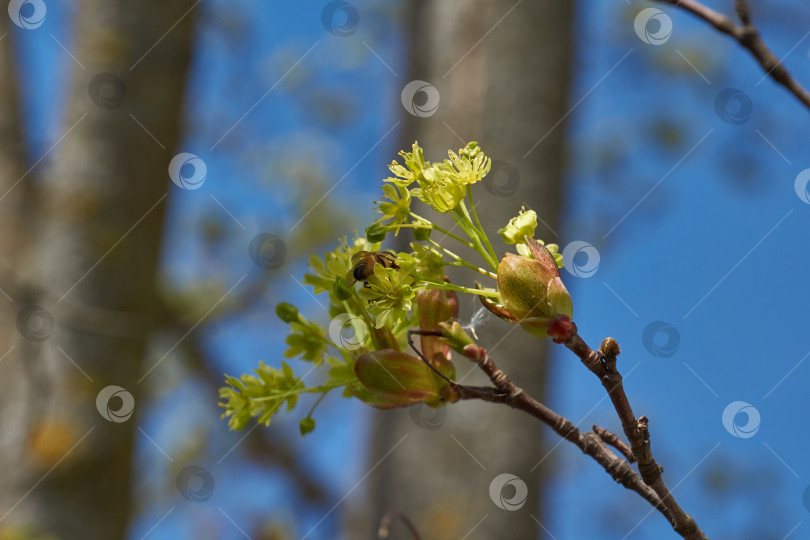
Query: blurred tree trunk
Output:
[[355, 0, 574, 538], [0, 1, 196, 539], [0, 13, 29, 360]]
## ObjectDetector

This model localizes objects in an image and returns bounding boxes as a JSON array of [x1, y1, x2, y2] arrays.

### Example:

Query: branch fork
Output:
[[408, 323, 709, 539]]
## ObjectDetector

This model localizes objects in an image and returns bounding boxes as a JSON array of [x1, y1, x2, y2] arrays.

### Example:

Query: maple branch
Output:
[[657, 0, 810, 110], [405, 331, 668, 524], [548, 316, 708, 540]]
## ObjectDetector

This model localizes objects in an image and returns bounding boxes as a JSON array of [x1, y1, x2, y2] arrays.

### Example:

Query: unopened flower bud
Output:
[[417, 285, 458, 363], [276, 302, 301, 324], [365, 222, 387, 243], [600, 337, 621, 358], [461, 344, 485, 361], [349, 384, 405, 410], [372, 324, 401, 351], [486, 238, 573, 338], [299, 417, 316, 436], [353, 350, 449, 409], [437, 321, 476, 356]]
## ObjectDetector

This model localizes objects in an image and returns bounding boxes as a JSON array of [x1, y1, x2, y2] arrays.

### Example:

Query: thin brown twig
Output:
[[405, 331, 668, 524], [406, 329, 503, 400], [555, 326, 708, 540], [593, 424, 636, 463], [656, 0, 810, 110]]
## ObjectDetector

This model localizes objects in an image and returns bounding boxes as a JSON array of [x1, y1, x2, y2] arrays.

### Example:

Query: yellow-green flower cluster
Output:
[[411, 163, 467, 213], [283, 312, 328, 363], [358, 263, 416, 328], [303, 236, 378, 297], [302, 234, 453, 334], [220, 141, 572, 439], [447, 141, 491, 185], [498, 207, 537, 244], [377, 184, 411, 230], [500, 208, 563, 268], [386, 142, 426, 187], [219, 361, 302, 430], [410, 243, 444, 280], [379, 141, 492, 216]]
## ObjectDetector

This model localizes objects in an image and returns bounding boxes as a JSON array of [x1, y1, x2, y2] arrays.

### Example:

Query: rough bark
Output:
[[357, 0, 574, 538], [0, 1, 196, 538]]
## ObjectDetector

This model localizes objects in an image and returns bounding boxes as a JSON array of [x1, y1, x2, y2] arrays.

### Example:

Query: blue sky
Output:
[[15, 0, 810, 538]]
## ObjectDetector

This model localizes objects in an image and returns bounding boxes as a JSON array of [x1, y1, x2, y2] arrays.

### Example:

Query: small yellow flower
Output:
[[377, 184, 411, 229], [497, 208, 537, 244], [385, 141, 426, 187], [358, 264, 416, 328], [412, 163, 466, 213], [446, 142, 491, 185]]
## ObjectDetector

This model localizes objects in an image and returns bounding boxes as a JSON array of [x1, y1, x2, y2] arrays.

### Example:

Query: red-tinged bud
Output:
[[461, 344, 485, 361], [492, 238, 573, 338], [417, 284, 458, 363], [347, 383, 402, 410], [353, 350, 451, 409], [349, 383, 406, 410], [546, 314, 577, 343]]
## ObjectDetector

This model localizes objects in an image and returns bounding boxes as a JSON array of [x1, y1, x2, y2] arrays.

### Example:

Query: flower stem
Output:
[[467, 186, 499, 263], [344, 298, 378, 349], [418, 279, 500, 299], [252, 380, 355, 402], [428, 238, 497, 279], [453, 204, 499, 271], [408, 212, 473, 247], [305, 391, 329, 418]]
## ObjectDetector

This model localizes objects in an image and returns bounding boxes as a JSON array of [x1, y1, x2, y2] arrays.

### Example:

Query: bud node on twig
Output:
[[600, 337, 621, 358]]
